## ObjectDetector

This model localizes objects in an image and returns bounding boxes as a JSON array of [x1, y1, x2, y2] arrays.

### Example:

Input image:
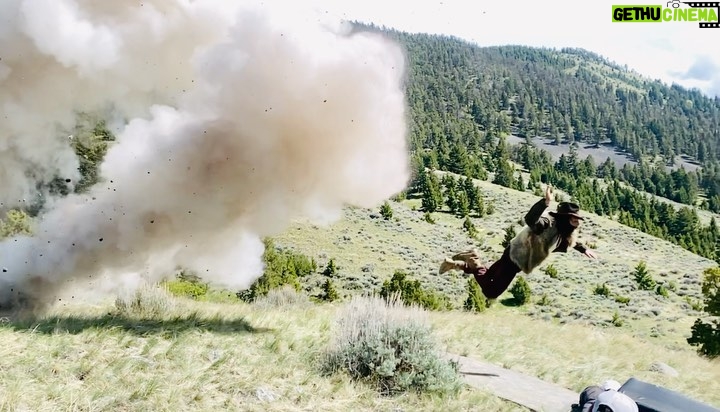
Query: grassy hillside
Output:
[[276, 175, 714, 349], [0, 220, 718, 411], [1, 170, 719, 411]]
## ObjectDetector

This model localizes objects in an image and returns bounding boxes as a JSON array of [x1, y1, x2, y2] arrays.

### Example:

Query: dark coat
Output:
[[508, 198, 588, 274]]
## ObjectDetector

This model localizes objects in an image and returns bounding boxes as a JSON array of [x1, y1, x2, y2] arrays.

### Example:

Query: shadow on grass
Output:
[[460, 371, 500, 377], [499, 297, 523, 307], [1, 311, 274, 337]]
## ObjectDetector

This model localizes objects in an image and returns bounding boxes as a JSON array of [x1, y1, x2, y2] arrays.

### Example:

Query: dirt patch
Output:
[[506, 135, 701, 172]]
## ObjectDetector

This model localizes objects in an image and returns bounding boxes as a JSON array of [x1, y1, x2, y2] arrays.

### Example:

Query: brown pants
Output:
[[466, 247, 522, 299]]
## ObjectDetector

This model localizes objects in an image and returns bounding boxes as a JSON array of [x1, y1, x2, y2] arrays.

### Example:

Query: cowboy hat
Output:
[[549, 202, 584, 220]]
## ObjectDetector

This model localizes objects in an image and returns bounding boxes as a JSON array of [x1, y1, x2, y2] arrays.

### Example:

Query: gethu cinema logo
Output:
[[612, 1, 719, 22]]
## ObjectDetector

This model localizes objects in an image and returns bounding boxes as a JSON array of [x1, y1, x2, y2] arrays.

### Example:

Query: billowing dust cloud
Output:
[[0, 0, 410, 309]]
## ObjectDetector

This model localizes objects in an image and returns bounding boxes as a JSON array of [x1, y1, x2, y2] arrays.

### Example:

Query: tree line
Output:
[[354, 23, 720, 213], [411, 134, 720, 263]]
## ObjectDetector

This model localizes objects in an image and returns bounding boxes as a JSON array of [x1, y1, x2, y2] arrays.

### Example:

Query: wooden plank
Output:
[[445, 353, 579, 412]]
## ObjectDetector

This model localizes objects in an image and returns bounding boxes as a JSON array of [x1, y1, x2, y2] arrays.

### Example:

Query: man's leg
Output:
[[439, 249, 482, 274], [472, 248, 521, 299]]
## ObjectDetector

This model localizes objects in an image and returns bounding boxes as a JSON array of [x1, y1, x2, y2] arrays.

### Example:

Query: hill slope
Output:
[[273, 174, 715, 350], [382, 27, 720, 167], [2, 288, 719, 411]]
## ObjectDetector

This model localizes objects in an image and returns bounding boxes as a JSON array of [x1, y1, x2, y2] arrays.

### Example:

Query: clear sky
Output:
[[269, 0, 720, 98]]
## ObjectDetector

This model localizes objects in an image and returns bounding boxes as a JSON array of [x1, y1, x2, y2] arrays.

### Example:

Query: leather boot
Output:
[[439, 257, 467, 274]]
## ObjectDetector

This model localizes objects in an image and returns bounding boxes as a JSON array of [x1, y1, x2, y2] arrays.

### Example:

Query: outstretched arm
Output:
[[524, 185, 552, 231], [574, 242, 597, 258]]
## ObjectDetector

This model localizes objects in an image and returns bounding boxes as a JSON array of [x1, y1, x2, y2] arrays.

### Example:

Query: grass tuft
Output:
[[114, 283, 177, 318]]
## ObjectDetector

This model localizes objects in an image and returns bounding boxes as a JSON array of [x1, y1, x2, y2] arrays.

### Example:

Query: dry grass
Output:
[[0, 285, 718, 411], [431, 308, 720, 408], [0, 289, 522, 411], [252, 285, 313, 310]]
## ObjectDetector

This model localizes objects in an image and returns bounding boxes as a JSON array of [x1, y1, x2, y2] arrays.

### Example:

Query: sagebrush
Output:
[[319, 295, 462, 396]]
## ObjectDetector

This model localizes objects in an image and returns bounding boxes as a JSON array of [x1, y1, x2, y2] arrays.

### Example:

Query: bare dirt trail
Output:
[[446, 353, 579, 412]]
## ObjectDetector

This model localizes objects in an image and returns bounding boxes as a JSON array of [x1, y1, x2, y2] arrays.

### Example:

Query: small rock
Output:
[[649, 362, 678, 377], [208, 349, 222, 363], [256, 387, 277, 402]]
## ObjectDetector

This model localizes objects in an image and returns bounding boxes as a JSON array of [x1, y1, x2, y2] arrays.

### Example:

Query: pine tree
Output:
[[493, 160, 515, 188], [501, 225, 517, 248], [323, 259, 338, 277], [449, 143, 470, 175], [443, 175, 459, 214], [688, 267, 720, 358], [321, 279, 339, 302], [473, 195, 486, 217], [510, 276, 532, 305], [633, 261, 656, 290], [463, 217, 478, 239], [462, 177, 478, 201], [464, 277, 487, 312], [380, 201, 393, 220], [421, 171, 443, 213], [456, 191, 470, 217]]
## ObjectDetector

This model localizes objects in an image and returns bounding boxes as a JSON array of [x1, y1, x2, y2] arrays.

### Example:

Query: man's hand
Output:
[[584, 249, 598, 259], [544, 185, 553, 205]]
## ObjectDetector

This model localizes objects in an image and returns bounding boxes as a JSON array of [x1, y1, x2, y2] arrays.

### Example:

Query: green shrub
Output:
[[463, 217, 478, 239], [544, 264, 559, 279], [594, 283, 611, 297], [380, 201, 393, 220], [319, 295, 462, 396], [320, 279, 340, 302], [614, 295, 631, 305], [686, 296, 704, 312], [510, 276, 531, 305], [486, 201, 495, 215], [0, 209, 32, 238], [611, 311, 624, 327], [656, 284, 669, 298], [463, 277, 487, 312], [687, 267, 720, 358], [164, 277, 208, 300], [424, 212, 435, 224], [379, 271, 451, 311], [688, 317, 720, 358], [238, 238, 316, 302], [537, 293, 552, 306], [633, 261, 656, 291], [701, 267, 720, 316], [501, 225, 517, 248], [70, 115, 116, 193], [323, 259, 338, 277]]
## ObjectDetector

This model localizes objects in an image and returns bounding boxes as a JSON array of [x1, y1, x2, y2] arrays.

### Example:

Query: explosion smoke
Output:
[[0, 0, 410, 310]]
